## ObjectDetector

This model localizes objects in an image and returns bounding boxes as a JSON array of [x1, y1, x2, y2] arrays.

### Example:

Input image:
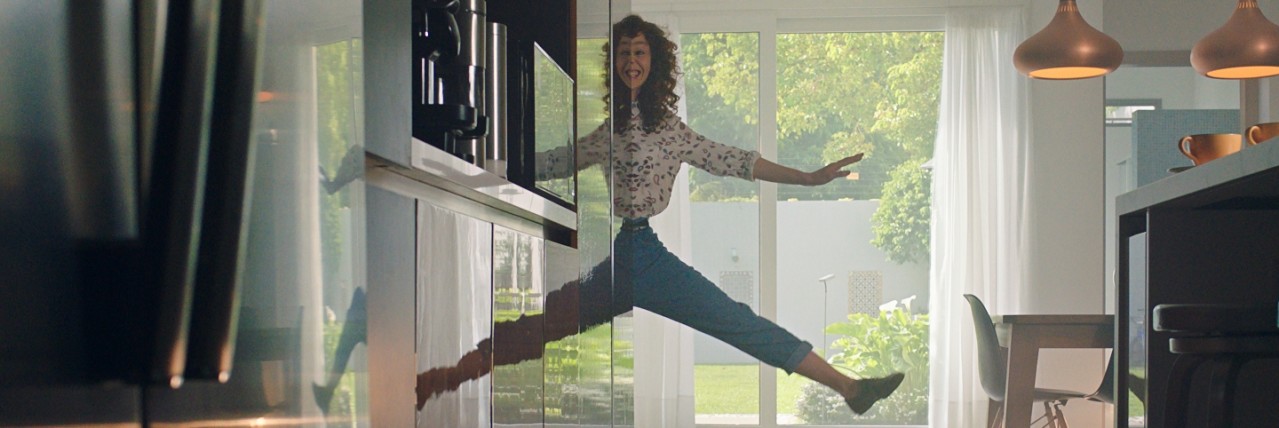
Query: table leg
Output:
[[1003, 328, 1040, 428]]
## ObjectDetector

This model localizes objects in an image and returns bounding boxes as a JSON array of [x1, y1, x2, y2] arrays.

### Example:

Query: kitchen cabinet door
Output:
[[544, 240, 582, 427], [416, 202, 493, 427], [493, 226, 545, 427], [366, 185, 417, 427]]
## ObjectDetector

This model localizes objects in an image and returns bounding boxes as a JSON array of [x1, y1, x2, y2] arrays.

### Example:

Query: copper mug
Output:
[[1178, 133, 1242, 166], [1246, 122, 1279, 146]]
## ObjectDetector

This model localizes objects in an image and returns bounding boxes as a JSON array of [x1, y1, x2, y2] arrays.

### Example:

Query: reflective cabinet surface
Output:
[[544, 240, 582, 427], [147, 0, 370, 426], [575, 1, 621, 424], [493, 226, 546, 427], [416, 202, 493, 427]]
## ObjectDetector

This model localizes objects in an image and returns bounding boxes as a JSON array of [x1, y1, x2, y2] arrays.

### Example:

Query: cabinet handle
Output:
[[142, 0, 223, 388], [184, 0, 266, 383]]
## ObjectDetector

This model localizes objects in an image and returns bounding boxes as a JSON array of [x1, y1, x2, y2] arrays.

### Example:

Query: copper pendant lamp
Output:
[[1014, 0, 1123, 80], [1191, 0, 1279, 79]]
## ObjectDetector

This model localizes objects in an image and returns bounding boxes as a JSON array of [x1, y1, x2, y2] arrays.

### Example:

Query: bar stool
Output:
[[1152, 304, 1279, 427]]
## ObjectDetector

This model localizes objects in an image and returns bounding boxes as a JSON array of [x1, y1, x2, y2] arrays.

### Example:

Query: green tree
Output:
[[680, 31, 942, 260], [773, 32, 942, 201], [681, 33, 761, 202], [871, 159, 931, 264]]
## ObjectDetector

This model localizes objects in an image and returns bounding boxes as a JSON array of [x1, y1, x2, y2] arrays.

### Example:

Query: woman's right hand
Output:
[[806, 153, 865, 185]]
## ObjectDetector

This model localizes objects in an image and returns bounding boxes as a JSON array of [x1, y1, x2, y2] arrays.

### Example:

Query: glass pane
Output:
[[775, 31, 941, 426], [680, 31, 761, 426], [314, 37, 370, 425], [532, 44, 577, 204], [575, 34, 618, 426]]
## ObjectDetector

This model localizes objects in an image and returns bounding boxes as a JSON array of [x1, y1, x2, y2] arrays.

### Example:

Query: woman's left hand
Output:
[[807, 153, 864, 185]]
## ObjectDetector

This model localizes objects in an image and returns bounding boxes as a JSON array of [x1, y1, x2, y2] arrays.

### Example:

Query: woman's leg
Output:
[[794, 352, 855, 397], [627, 228, 903, 413], [792, 352, 905, 414]]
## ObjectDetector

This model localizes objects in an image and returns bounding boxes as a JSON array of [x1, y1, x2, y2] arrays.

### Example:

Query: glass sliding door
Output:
[[773, 31, 940, 426], [681, 31, 762, 426], [676, 24, 942, 427]]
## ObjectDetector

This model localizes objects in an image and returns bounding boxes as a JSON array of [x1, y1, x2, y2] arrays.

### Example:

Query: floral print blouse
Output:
[[538, 108, 761, 219]]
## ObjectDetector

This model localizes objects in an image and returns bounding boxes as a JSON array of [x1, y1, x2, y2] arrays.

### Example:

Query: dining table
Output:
[[993, 314, 1114, 428]]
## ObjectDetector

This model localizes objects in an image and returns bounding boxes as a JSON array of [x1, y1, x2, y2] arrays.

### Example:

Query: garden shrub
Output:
[[796, 307, 929, 425]]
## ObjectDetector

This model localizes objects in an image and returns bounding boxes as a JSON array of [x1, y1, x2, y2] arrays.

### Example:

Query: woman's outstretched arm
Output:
[[752, 153, 864, 186]]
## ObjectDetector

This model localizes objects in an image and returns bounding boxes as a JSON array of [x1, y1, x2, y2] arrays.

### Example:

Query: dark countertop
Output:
[[1118, 139, 1279, 216]]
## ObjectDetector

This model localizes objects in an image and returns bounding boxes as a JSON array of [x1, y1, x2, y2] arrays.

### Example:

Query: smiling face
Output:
[[614, 33, 651, 100]]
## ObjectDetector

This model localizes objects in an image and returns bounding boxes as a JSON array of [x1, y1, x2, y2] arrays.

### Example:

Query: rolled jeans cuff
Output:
[[780, 341, 814, 374]]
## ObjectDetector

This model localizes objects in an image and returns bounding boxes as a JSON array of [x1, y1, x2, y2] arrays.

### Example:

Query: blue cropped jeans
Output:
[[581, 218, 813, 373]]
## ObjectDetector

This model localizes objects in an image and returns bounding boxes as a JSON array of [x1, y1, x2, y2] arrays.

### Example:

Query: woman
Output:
[[418, 14, 903, 417], [593, 14, 904, 415]]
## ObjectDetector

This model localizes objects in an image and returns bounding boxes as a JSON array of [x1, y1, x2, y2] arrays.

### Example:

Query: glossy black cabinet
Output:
[[1116, 142, 1279, 427]]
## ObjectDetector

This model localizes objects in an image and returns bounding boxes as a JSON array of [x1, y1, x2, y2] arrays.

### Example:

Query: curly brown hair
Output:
[[604, 15, 681, 133]]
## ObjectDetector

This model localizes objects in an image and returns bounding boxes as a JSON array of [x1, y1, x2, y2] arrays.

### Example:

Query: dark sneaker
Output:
[[845, 372, 906, 415]]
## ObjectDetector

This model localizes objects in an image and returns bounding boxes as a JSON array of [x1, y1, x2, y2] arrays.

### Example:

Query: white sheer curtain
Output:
[[633, 13, 698, 428], [928, 7, 1030, 428]]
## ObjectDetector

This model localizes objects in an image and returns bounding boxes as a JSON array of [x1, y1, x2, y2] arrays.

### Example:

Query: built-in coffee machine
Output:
[[484, 21, 508, 178], [412, 0, 490, 164], [412, 0, 577, 209]]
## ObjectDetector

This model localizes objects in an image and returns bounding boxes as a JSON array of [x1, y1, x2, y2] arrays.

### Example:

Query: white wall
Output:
[[1023, 0, 1110, 426], [1106, 67, 1237, 110], [1024, 0, 1105, 322]]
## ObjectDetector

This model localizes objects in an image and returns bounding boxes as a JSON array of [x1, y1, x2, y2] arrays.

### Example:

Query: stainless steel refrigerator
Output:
[[0, 0, 370, 425]]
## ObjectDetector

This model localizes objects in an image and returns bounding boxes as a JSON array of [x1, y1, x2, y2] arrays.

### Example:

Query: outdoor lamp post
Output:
[[817, 273, 834, 358]]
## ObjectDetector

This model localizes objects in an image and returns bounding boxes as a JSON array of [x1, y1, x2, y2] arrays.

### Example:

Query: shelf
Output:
[[1118, 139, 1279, 216], [366, 139, 576, 231]]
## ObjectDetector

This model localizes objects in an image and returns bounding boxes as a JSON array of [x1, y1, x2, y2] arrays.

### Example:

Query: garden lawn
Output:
[[693, 364, 813, 417]]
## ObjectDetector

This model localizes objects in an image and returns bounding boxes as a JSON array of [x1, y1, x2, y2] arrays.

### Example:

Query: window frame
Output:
[[1105, 98, 1163, 127]]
